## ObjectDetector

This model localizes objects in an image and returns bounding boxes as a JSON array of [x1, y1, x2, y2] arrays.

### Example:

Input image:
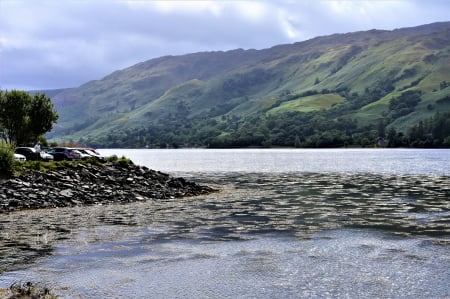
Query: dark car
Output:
[[15, 147, 54, 161], [46, 147, 82, 161]]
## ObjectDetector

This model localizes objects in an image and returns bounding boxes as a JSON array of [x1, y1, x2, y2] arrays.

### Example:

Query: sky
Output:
[[0, 0, 448, 91]]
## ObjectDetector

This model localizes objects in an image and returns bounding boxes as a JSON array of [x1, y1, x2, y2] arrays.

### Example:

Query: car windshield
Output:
[[85, 149, 97, 156]]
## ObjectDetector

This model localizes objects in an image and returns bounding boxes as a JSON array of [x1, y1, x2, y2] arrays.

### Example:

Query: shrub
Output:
[[107, 154, 119, 162], [26, 160, 45, 172], [117, 156, 133, 167], [0, 142, 15, 178], [105, 154, 133, 167]]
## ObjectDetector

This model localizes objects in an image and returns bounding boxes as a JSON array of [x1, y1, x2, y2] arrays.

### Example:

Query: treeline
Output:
[[81, 109, 450, 149], [396, 112, 450, 147]]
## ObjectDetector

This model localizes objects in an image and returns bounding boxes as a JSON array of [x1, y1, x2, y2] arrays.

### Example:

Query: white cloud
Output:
[[149, 0, 224, 16], [234, 2, 269, 23]]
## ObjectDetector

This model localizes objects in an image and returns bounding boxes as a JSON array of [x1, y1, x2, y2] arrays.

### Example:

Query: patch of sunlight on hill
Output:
[[352, 95, 390, 127], [361, 93, 394, 111], [268, 93, 345, 114], [419, 56, 450, 91], [259, 97, 278, 110]]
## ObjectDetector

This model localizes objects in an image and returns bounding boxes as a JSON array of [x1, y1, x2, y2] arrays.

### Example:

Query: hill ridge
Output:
[[45, 21, 450, 148]]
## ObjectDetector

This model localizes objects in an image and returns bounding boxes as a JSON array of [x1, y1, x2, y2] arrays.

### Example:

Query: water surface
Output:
[[99, 148, 450, 175], [0, 149, 449, 298]]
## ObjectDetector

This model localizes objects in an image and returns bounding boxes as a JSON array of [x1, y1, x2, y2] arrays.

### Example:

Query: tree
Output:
[[294, 135, 301, 148], [0, 90, 29, 145], [0, 142, 15, 177], [377, 119, 386, 138], [387, 127, 397, 147], [0, 90, 58, 145], [28, 93, 59, 142]]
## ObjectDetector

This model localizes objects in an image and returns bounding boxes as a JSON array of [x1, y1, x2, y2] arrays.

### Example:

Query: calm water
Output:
[[0, 149, 449, 298], [100, 148, 450, 175]]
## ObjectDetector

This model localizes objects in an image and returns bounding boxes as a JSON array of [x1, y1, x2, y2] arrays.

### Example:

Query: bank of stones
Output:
[[0, 162, 216, 212]]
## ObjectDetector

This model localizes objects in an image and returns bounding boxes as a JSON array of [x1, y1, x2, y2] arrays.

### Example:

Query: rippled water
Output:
[[0, 149, 449, 298]]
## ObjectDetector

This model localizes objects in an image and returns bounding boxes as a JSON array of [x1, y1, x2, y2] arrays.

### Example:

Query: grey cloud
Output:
[[0, 0, 448, 90]]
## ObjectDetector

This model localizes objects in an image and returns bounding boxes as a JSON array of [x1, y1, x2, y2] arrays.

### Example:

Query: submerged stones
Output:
[[0, 162, 216, 212]]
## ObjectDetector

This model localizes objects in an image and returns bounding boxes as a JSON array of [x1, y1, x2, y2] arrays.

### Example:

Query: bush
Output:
[[26, 160, 45, 172], [105, 155, 133, 167], [107, 154, 119, 162], [0, 142, 15, 178], [117, 156, 133, 167]]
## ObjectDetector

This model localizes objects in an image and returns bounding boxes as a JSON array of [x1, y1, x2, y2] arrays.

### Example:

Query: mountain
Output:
[[46, 22, 450, 148]]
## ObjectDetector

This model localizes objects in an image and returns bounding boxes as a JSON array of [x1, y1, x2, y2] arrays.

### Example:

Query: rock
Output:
[[0, 161, 217, 213], [59, 189, 73, 197]]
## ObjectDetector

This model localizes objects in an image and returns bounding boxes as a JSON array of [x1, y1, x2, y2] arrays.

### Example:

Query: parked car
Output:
[[46, 147, 82, 161], [14, 153, 26, 162], [15, 147, 54, 161], [71, 149, 91, 160], [41, 151, 54, 161], [76, 148, 107, 162]]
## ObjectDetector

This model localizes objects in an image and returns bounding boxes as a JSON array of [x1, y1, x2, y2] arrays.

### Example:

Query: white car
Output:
[[14, 153, 26, 162], [40, 151, 54, 161]]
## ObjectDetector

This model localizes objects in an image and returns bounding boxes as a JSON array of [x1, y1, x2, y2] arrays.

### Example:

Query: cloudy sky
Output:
[[0, 0, 448, 91]]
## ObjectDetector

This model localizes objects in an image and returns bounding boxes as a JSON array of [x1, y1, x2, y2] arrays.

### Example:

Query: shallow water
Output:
[[0, 149, 449, 298], [3, 228, 449, 298]]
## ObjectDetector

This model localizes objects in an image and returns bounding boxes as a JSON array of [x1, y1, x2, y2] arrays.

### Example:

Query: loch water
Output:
[[0, 149, 449, 298]]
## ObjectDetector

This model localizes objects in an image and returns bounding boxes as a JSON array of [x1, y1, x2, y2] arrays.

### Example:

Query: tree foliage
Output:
[[80, 104, 450, 149], [0, 90, 58, 145], [0, 142, 15, 177], [389, 90, 422, 118]]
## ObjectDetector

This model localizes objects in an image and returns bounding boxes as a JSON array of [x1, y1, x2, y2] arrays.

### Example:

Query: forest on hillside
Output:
[[81, 103, 450, 149], [69, 78, 450, 149]]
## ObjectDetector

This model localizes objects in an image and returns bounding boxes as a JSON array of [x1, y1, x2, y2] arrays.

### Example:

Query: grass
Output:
[[268, 93, 345, 114]]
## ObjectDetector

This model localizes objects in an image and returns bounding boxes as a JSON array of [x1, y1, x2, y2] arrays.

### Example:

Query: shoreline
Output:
[[0, 161, 217, 213]]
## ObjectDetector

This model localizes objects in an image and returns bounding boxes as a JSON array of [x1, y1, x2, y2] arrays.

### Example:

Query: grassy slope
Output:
[[356, 32, 450, 128], [46, 22, 450, 142], [268, 94, 345, 113]]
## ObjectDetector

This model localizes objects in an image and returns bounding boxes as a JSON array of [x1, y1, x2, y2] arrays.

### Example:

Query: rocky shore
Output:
[[0, 161, 217, 213]]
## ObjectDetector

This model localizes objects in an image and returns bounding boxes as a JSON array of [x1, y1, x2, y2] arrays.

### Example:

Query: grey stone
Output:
[[0, 161, 216, 213]]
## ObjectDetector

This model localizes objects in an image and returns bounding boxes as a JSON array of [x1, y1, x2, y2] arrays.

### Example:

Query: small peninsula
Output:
[[0, 159, 216, 213]]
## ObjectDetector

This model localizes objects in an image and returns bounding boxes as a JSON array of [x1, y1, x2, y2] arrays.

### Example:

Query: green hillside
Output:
[[46, 22, 450, 148], [268, 94, 345, 113]]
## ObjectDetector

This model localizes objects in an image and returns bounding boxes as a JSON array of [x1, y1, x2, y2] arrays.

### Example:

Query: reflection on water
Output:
[[1, 172, 449, 274], [2, 228, 450, 298]]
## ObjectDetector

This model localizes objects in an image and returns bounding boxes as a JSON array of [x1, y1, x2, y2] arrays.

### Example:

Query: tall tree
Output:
[[0, 90, 58, 145], [0, 90, 29, 145], [28, 93, 59, 142]]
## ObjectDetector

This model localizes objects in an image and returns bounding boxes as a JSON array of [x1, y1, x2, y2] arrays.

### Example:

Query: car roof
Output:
[[16, 147, 35, 151]]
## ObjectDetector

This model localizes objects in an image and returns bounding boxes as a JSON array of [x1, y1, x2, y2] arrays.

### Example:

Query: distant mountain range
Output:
[[45, 22, 450, 148]]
